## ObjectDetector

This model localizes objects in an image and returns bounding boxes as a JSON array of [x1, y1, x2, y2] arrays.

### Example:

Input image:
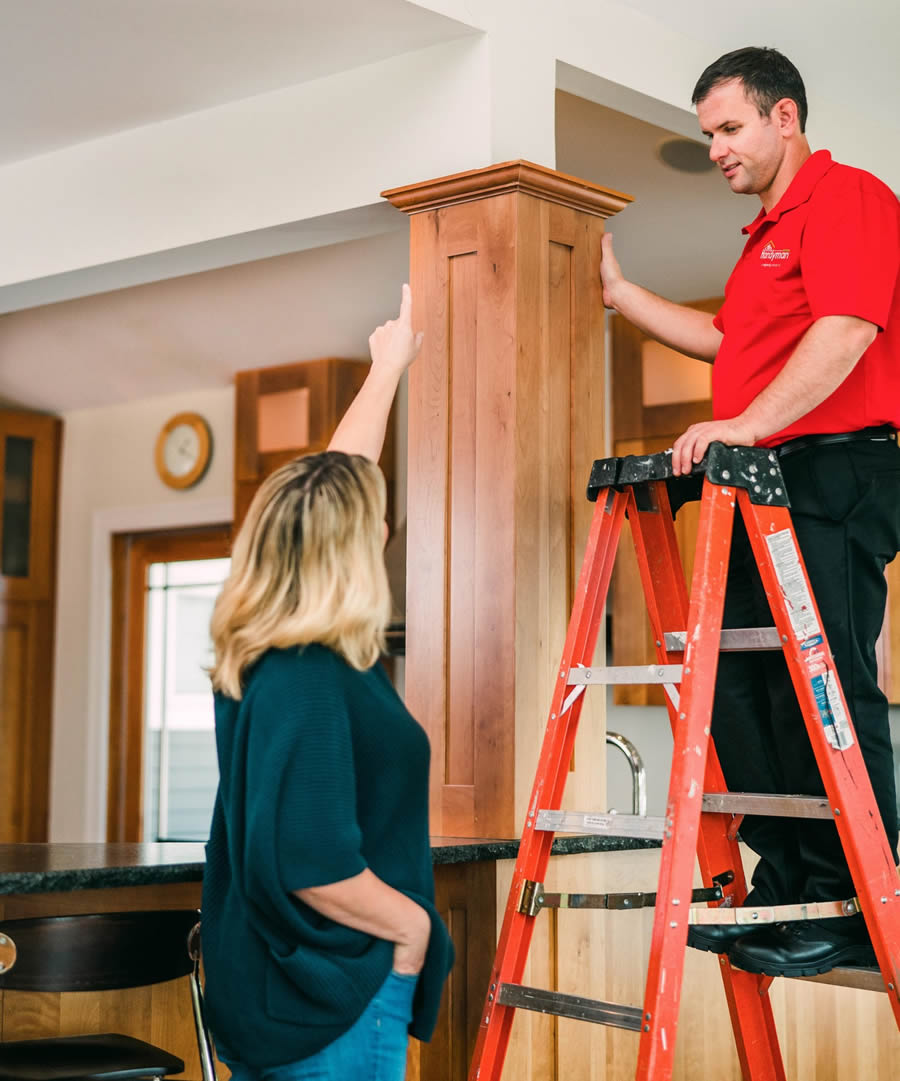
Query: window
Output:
[[143, 558, 230, 841]]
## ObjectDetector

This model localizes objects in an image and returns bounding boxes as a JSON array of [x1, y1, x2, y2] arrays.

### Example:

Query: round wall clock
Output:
[[154, 412, 212, 490]]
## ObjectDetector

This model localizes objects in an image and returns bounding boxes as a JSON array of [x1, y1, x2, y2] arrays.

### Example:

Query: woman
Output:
[[202, 285, 453, 1081]]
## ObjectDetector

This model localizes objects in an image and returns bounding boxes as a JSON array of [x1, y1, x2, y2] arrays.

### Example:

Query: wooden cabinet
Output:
[[233, 358, 395, 530], [609, 308, 716, 706], [0, 410, 62, 841]]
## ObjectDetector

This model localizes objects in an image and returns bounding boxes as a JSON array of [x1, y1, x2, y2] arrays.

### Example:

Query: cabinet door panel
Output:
[[0, 410, 60, 840], [0, 600, 52, 840]]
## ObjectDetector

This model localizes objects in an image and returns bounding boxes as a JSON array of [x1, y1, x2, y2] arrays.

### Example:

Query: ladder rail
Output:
[[626, 480, 786, 1081], [468, 487, 629, 1080], [470, 445, 900, 1081]]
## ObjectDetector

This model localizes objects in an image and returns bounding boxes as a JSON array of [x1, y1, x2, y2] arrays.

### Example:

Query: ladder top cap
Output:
[[587, 443, 790, 506]]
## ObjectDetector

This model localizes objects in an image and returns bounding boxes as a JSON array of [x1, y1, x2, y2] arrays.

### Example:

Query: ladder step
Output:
[[536, 797, 831, 842], [702, 792, 833, 819], [795, 966, 885, 994], [536, 809, 665, 840], [566, 664, 682, 685], [664, 627, 781, 652], [496, 983, 642, 1031]]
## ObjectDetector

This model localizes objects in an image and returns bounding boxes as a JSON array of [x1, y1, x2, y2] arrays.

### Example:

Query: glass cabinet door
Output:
[[2, 435, 34, 578], [0, 410, 61, 601]]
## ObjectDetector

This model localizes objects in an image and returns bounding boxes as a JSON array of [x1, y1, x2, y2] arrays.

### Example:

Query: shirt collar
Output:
[[742, 149, 835, 235]]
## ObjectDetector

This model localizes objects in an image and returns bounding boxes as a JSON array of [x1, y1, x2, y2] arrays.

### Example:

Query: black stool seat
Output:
[[0, 910, 206, 1081], [0, 1032, 184, 1080]]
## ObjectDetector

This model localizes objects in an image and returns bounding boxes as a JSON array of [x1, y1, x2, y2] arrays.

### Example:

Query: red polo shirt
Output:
[[712, 149, 900, 447]]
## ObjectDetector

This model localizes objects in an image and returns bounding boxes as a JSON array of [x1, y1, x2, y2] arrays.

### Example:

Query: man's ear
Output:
[[773, 97, 800, 137]]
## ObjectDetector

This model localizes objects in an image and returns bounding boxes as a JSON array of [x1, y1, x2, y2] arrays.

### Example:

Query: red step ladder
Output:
[[468, 443, 900, 1081]]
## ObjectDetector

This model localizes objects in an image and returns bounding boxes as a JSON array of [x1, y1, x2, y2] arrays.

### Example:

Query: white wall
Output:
[[50, 386, 233, 841], [547, 1, 900, 184]]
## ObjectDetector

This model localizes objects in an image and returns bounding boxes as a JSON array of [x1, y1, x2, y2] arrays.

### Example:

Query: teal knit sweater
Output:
[[201, 644, 454, 1070]]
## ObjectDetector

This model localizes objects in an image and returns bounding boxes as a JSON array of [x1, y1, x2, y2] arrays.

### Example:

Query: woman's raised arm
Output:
[[327, 283, 423, 463]]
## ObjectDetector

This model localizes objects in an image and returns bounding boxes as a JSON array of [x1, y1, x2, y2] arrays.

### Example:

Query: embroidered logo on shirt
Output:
[[759, 241, 791, 264]]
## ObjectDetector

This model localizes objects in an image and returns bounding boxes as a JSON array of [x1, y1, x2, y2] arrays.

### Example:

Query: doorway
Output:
[[107, 524, 230, 841]]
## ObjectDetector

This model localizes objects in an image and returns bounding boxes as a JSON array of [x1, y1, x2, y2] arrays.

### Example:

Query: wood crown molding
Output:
[[381, 159, 633, 218]]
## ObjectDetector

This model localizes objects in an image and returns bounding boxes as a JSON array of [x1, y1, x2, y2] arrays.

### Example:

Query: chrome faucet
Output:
[[606, 731, 647, 817]]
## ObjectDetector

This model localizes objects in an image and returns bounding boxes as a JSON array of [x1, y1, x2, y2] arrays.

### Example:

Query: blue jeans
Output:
[[224, 970, 416, 1081]]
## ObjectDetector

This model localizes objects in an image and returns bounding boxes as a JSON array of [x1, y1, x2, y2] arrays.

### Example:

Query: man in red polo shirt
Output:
[[600, 46, 900, 976]]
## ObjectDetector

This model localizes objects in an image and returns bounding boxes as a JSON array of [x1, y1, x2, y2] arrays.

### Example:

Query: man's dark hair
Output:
[[692, 47, 808, 133]]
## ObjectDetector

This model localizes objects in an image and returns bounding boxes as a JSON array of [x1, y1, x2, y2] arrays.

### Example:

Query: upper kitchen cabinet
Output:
[[233, 358, 395, 531], [0, 409, 62, 841]]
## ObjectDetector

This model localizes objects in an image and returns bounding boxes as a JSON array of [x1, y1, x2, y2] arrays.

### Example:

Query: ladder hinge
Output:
[[712, 870, 735, 891], [519, 879, 545, 917]]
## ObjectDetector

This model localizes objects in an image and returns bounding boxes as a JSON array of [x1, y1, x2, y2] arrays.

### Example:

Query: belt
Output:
[[773, 425, 898, 458]]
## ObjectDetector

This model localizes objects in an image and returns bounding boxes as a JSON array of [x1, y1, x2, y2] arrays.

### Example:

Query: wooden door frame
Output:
[[107, 524, 231, 842]]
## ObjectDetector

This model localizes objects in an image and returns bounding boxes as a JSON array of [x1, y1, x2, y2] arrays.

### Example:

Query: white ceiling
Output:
[[0, 0, 476, 166], [3, 1, 897, 414], [0, 92, 753, 414], [0, 227, 411, 413], [556, 91, 748, 302]]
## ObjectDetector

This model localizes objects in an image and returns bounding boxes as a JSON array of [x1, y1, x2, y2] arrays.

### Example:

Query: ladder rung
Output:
[[702, 793, 833, 819], [497, 983, 642, 1031], [536, 809, 665, 840], [566, 664, 682, 685], [664, 627, 782, 652]]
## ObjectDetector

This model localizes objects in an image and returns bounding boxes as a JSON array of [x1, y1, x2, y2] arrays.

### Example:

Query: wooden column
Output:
[[384, 161, 631, 838]]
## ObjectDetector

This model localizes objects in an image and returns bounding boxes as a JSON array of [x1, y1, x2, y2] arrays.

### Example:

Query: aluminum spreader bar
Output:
[[518, 880, 724, 917], [497, 983, 643, 1031]]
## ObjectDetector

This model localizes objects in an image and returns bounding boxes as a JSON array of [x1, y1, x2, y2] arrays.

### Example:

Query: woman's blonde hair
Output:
[[210, 451, 391, 699]]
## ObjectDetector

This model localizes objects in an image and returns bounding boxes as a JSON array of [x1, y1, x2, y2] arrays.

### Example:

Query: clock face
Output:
[[155, 412, 211, 489], [163, 423, 201, 477]]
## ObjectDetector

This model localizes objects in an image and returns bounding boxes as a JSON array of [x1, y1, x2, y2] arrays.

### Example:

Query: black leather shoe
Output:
[[729, 920, 876, 977], [687, 922, 766, 953]]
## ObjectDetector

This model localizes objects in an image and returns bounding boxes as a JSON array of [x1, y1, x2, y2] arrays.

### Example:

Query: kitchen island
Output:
[[0, 837, 659, 1081], [3, 841, 897, 1080]]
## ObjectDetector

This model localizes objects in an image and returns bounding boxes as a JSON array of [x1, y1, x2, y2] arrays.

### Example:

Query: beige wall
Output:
[[49, 386, 234, 841]]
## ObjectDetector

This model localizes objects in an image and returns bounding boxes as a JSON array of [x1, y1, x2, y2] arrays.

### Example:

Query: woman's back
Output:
[[202, 645, 451, 1072]]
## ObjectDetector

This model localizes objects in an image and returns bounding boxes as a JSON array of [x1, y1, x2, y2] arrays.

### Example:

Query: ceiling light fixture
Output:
[[657, 137, 715, 174]]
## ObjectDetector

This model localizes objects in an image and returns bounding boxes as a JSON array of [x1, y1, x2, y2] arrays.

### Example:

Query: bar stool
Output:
[[0, 909, 216, 1081]]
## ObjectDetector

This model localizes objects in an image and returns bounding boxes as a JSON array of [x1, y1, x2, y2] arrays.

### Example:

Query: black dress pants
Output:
[[710, 438, 900, 905]]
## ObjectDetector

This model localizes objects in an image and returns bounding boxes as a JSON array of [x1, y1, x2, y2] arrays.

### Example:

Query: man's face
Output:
[[696, 78, 784, 197]]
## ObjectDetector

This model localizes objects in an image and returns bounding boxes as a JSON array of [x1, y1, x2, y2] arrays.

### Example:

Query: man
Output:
[[600, 46, 900, 976]]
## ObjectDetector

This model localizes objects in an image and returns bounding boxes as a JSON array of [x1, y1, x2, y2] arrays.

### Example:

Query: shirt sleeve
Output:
[[246, 654, 367, 894], [802, 177, 900, 330]]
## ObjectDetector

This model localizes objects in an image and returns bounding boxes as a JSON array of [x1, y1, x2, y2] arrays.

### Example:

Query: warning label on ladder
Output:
[[814, 669, 855, 750], [766, 530, 853, 750], [765, 529, 822, 641]]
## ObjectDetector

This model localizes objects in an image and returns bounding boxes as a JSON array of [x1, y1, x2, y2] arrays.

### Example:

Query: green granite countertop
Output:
[[0, 836, 660, 895]]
